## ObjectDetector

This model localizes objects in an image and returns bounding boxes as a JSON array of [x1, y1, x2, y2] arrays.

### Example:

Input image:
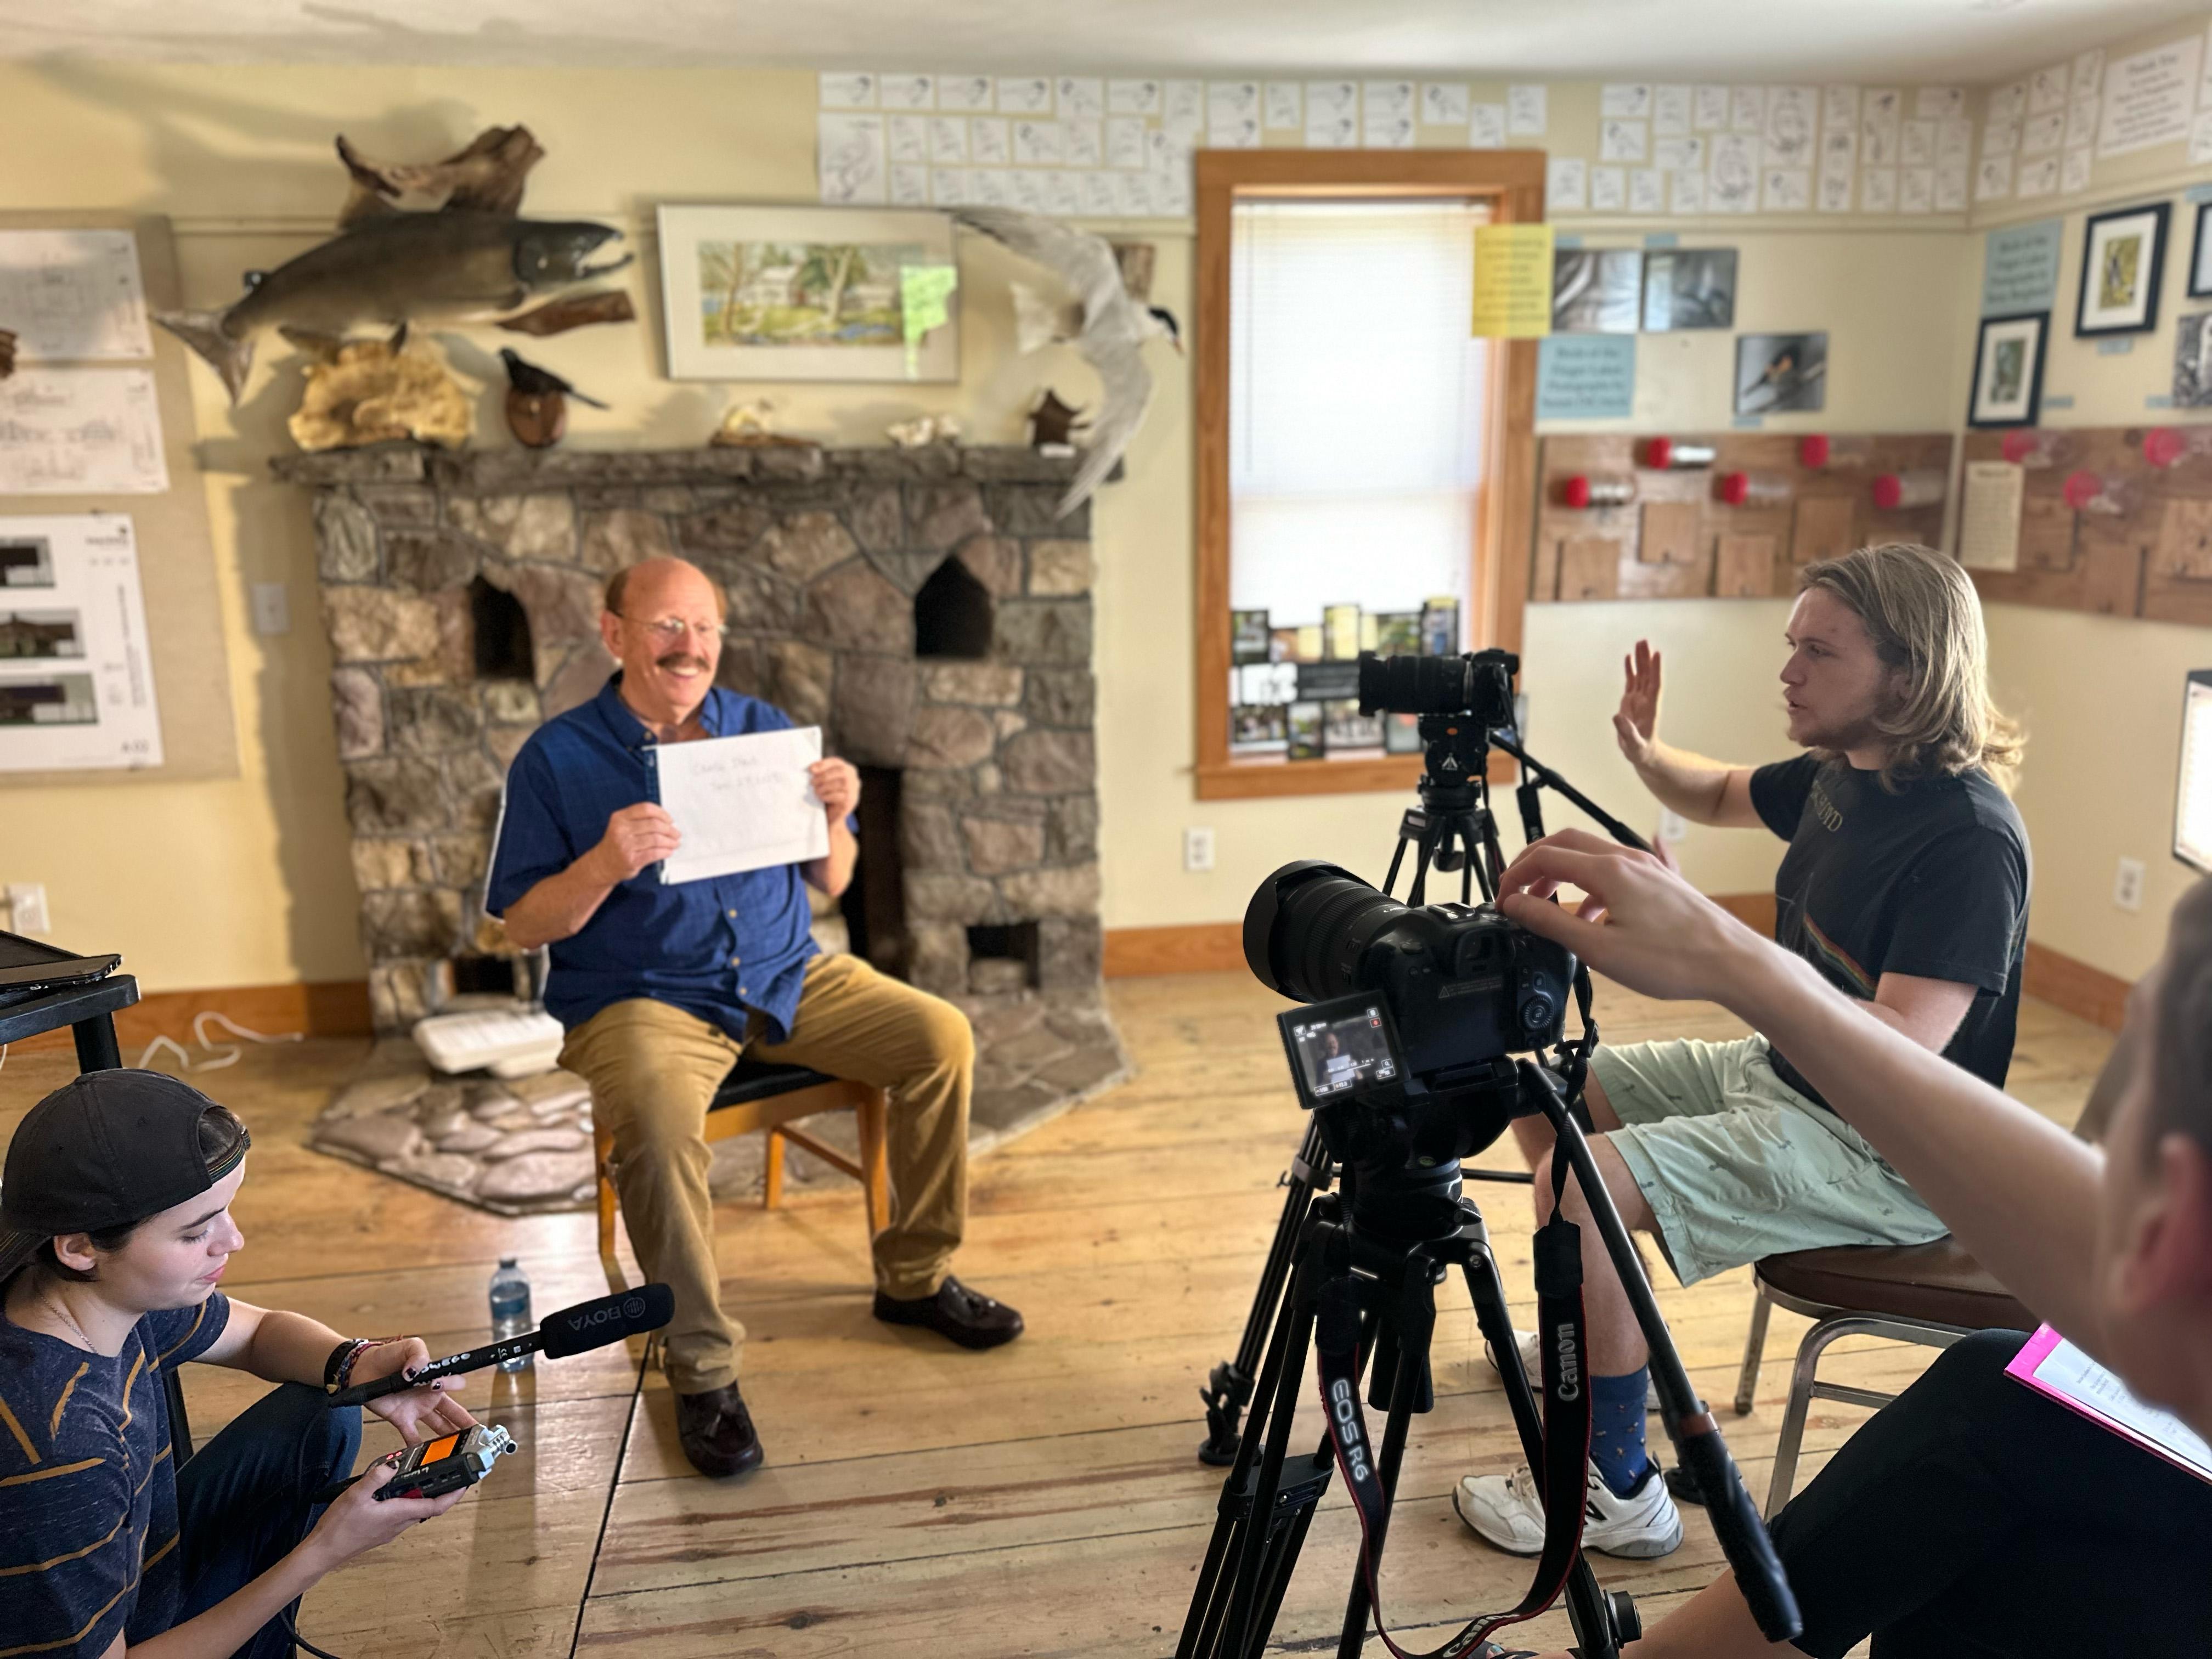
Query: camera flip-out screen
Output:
[[1279, 994, 1403, 1107]]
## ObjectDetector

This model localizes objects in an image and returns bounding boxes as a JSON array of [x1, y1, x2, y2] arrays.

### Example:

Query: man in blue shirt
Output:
[[487, 555, 1022, 1481]]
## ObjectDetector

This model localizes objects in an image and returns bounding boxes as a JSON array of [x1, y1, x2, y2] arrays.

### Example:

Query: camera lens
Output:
[[1244, 861, 1407, 1001], [1357, 652, 1470, 717]]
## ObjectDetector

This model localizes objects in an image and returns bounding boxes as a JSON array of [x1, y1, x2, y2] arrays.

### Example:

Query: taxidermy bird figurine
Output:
[[499, 347, 605, 448], [952, 207, 1181, 517], [156, 126, 633, 404]]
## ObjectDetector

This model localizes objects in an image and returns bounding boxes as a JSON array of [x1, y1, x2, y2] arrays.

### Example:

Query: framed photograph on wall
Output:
[[656, 204, 960, 381], [1734, 331, 1827, 414], [2191, 201, 2212, 300], [2074, 201, 2168, 337], [1641, 248, 1737, 331], [1551, 247, 1644, 333], [1967, 311, 2047, 427]]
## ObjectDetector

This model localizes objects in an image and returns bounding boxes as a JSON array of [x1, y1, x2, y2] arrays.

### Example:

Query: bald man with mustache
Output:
[[486, 557, 1022, 1480]]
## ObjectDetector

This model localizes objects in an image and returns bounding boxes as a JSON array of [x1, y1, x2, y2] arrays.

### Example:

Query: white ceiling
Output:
[[0, 0, 2201, 81]]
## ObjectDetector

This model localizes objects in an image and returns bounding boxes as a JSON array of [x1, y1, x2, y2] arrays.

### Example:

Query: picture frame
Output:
[[2192, 201, 2212, 300], [2173, 312, 2212, 409], [1734, 331, 1827, 415], [1551, 247, 1644, 334], [655, 204, 960, 382], [1641, 248, 1737, 331], [1967, 311, 2047, 428], [2074, 201, 2169, 337]]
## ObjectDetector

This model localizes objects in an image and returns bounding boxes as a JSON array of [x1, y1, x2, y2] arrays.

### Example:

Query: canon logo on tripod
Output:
[[1553, 1322, 1582, 1401]]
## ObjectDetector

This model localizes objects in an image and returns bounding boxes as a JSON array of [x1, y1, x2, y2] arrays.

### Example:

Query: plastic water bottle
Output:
[[489, 1258, 533, 1372]]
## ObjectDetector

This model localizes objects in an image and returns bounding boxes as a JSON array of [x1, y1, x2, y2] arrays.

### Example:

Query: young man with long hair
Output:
[[1458, 545, 2031, 1558]]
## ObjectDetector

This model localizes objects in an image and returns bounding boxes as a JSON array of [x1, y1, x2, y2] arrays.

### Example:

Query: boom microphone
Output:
[[325, 1283, 674, 1406]]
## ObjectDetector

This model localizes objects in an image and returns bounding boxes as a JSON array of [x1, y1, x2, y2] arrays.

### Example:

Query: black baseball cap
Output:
[[0, 1070, 250, 1285]]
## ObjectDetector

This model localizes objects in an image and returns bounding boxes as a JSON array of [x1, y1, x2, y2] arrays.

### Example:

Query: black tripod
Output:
[[1198, 728, 1648, 1466], [1178, 1064, 1797, 1659]]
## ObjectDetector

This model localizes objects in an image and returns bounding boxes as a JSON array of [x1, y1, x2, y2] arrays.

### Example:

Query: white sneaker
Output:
[[1485, 1329, 1661, 1412], [1453, 1459, 1683, 1559]]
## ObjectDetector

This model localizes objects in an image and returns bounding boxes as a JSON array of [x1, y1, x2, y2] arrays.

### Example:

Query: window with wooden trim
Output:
[[1194, 151, 1542, 802]]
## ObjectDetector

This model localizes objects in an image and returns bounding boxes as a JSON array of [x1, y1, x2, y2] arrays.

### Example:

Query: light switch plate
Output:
[[250, 582, 291, 636]]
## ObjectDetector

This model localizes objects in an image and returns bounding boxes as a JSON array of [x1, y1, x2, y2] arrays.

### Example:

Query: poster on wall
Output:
[[0, 515, 162, 773], [1641, 248, 1736, 330], [1551, 247, 1642, 332], [656, 204, 959, 381], [0, 230, 153, 360], [0, 369, 168, 494], [2074, 201, 2169, 336], [2173, 313, 2212, 408]]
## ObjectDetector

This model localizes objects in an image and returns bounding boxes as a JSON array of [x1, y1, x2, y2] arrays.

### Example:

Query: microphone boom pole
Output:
[[325, 1283, 674, 1406]]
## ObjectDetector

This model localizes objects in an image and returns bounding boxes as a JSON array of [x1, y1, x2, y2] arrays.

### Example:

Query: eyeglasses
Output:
[[616, 614, 729, 648]]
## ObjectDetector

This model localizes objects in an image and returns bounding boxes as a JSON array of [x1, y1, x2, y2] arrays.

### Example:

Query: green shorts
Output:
[[1591, 1035, 1947, 1286]]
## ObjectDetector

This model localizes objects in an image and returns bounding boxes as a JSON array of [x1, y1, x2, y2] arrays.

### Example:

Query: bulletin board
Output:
[[1532, 431, 1955, 603], [0, 210, 238, 786], [1958, 427, 2212, 626]]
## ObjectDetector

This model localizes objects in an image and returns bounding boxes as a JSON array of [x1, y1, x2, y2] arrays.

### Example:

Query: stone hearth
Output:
[[276, 441, 1129, 1213]]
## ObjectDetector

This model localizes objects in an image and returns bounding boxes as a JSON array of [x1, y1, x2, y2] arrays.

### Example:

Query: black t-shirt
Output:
[[1750, 754, 2030, 1107]]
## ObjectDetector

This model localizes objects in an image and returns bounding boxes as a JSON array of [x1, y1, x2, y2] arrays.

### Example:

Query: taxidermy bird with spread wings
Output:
[[953, 207, 1181, 518]]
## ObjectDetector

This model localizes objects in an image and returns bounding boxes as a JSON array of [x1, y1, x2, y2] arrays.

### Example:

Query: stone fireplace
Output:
[[275, 442, 1128, 1212]]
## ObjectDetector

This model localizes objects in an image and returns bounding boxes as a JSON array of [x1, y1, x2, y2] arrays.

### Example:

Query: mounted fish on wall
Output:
[[156, 125, 635, 430]]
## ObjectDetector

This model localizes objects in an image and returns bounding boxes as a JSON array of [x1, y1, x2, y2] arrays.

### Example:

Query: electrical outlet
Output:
[[5, 882, 48, 936], [2114, 857, 2146, 913], [250, 582, 291, 636], [1657, 808, 1689, 844], [1183, 826, 1216, 873]]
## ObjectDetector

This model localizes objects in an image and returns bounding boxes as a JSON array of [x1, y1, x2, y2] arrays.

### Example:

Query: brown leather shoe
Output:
[[674, 1383, 764, 1478], [872, 1276, 1024, 1350]]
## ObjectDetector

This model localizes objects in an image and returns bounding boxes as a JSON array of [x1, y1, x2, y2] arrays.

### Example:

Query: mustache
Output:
[[655, 652, 710, 673]]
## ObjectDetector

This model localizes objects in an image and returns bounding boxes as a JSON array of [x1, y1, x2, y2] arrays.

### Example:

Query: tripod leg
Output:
[[1202, 1120, 1330, 1464], [1458, 1251, 1623, 1659]]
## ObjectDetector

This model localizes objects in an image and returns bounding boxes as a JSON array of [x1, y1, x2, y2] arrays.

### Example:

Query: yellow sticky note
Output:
[[1471, 223, 1555, 339], [901, 264, 960, 376]]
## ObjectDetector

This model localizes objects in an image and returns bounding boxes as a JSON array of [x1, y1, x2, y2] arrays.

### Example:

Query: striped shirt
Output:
[[0, 1295, 230, 1658]]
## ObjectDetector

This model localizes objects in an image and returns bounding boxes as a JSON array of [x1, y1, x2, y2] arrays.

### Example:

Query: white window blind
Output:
[[1228, 199, 1492, 636]]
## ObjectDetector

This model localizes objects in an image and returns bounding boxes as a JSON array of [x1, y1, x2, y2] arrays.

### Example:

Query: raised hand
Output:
[[810, 757, 861, 822], [1612, 640, 1664, 768], [1496, 828, 1763, 1006]]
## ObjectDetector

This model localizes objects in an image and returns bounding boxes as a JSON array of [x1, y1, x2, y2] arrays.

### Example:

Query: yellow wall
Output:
[[1954, 12, 2212, 983], [0, 46, 2190, 994]]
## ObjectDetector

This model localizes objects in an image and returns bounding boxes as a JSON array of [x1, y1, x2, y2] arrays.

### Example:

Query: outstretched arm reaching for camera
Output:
[[1496, 829, 2107, 1356], [1612, 641, 1763, 828]]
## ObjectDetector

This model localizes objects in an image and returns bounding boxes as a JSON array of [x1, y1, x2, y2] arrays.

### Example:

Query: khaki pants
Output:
[[560, 952, 973, 1394]]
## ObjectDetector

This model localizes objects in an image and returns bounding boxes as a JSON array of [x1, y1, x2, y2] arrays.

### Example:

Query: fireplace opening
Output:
[[469, 576, 535, 681], [965, 921, 1040, 994], [448, 954, 518, 997], [839, 765, 909, 978], [914, 558, 992, 659]]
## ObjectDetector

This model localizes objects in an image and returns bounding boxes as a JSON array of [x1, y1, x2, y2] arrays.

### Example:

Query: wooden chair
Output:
[[1733, 1237, 2034, 1515], [594, 1057, 890, 1296]]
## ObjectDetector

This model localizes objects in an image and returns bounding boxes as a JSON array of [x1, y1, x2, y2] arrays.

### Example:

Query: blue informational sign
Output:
[[1981, 219, 2064, 315], [1536, 334, 1636, 420]]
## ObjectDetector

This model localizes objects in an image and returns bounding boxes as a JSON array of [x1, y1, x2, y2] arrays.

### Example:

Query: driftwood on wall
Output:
[[1532, 432, 1955, 603]]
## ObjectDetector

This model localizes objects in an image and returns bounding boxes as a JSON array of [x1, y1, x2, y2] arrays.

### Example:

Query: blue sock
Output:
[[1589, 1369, 1652, 1497]]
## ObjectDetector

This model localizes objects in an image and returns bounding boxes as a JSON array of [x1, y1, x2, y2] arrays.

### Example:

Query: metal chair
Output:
[[592, 1057, 889, 1296], [1734, 1237, 2035, 1514]]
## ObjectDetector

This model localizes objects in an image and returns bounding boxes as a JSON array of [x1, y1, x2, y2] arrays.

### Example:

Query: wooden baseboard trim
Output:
[[6, 979, 373, 1056], [1104, 922, 1245, 978], [2024, 942, 2131, 1032]]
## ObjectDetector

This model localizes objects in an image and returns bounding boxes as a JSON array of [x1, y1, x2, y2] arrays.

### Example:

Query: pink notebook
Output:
[[2006, 1324, 2212, 1486]]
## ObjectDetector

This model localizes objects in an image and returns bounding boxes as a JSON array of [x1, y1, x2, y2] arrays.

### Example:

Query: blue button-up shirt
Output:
[[486, 676, 822, 1043]]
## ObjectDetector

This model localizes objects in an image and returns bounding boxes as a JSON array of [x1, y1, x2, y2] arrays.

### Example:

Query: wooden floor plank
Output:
[[0, 967, 2110, 1658]]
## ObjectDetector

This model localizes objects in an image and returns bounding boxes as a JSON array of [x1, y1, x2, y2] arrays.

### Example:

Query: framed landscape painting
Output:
[[657, 204, 960, 381]]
